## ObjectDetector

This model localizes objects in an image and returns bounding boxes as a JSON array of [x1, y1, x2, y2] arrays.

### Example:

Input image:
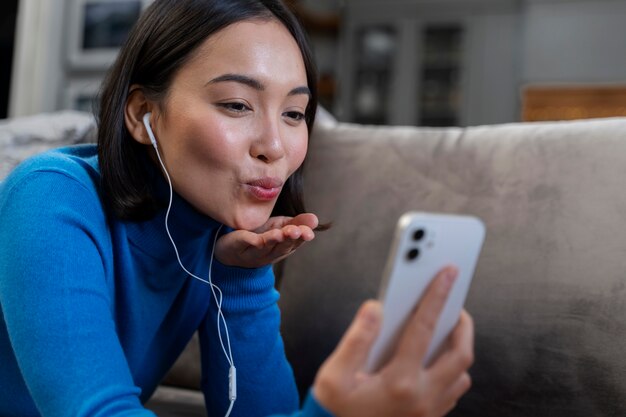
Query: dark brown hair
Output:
[[97, 0, 318, 221]]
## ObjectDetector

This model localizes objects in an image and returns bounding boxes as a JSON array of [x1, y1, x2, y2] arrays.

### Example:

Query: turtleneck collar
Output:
[[124, 155, 224, 260]]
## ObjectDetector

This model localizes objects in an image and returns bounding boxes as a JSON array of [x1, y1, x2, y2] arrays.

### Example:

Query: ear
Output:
[[125, 85, 154, 146]]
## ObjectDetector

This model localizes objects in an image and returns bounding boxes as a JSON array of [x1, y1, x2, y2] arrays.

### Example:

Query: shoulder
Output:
[[0, 145, 109, 233], [0, 145, 114, 270], [1, 144, 101, 205]]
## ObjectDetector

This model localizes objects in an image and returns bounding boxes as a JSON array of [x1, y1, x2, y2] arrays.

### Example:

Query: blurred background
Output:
[[3, 0, 626, 127]]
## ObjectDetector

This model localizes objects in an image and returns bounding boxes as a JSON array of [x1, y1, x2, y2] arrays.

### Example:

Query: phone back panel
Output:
[[365, 212, 485, 372]]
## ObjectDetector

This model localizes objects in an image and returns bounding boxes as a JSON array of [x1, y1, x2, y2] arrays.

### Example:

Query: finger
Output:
[[287, 213, 319, 230], [254, 216, 292, 233], [428, 310, 475, 385], [259, 228, 287, 247], [271, 239, 302, 259], [267, 239, 314, 265], [448, 372, 472, 402], [281, 225, 318, 251], [259, 228, 309, 263], [326, 300, 383, 374], [254, 213, 319, 234], [435, 372, 472, 416], [281, 224, 304, 240], [297, 225, 315, 241], [282, 224, 316, 242], [388, 266, 458, 371]]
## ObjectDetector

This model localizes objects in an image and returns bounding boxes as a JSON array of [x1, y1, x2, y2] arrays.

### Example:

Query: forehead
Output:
[[178, 18, 307, 87]]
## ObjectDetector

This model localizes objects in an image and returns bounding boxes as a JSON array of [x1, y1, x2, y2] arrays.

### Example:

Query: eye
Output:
[[283, 111, 305, 123], [218, 102, 252, 113]]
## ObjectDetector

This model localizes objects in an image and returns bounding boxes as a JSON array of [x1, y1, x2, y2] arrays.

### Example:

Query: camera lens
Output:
[[406, 248, 419, 261], [413, 229, 425, 241]]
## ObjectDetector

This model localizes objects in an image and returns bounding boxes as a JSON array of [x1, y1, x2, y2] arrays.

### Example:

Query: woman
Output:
[[0, 1, 473, 416]]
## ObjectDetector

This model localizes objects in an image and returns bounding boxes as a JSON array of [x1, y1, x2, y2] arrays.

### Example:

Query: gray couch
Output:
[[2, 112, 625, 416]]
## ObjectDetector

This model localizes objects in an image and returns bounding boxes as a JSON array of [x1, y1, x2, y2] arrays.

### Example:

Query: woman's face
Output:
[[151, 19, 309, 230]]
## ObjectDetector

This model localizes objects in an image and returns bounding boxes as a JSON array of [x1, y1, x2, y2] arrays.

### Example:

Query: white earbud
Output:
[[142, 112, 158, 149]]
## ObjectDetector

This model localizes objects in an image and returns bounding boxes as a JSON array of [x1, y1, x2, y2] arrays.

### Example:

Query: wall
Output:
[[9, 0, 626, 121], [463, 12, 521, 126], [522, 0, 626, 84]]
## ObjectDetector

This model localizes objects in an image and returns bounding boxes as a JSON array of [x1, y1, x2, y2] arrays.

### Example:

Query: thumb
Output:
[[327, 300, 383, 374]]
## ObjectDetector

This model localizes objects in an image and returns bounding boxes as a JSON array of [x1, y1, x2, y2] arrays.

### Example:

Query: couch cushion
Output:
[[145, 385, 206, 417], [0, 111, 96, 179], [279, 118, 626, 416]]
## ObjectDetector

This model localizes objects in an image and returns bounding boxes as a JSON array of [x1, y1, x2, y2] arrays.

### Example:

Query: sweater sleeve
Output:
[[0, 169, 154, 417], [197, 262, 334, 417]]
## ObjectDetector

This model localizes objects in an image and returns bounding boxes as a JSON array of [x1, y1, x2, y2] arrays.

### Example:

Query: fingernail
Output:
[[444, 267, 458, 288], [360, 302, 381, 328]]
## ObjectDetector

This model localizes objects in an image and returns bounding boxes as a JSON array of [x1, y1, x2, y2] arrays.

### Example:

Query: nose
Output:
[[250, 115, 286, 163]]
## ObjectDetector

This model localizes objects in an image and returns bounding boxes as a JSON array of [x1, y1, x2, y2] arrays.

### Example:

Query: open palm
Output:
[[214, 213, 319, 268]]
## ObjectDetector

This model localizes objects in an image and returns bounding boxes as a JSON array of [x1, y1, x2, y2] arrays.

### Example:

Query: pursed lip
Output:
[[244, 177, 284, 201]]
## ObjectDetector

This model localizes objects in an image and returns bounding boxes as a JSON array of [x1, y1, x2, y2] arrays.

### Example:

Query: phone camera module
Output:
[[406, 248, 420, 261], [412, 229, 425, 241]]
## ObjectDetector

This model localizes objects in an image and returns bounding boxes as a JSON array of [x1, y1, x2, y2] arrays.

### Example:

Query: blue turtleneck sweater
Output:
[[0, 145, 332, 417]]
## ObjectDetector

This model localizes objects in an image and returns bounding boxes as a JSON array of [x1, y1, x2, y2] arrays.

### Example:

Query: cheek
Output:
[[287, 132, 309, 174], [184, 119, 242, 165]]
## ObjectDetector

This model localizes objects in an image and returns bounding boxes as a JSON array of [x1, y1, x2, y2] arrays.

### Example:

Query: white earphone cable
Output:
[[144, 113, 236, 414]]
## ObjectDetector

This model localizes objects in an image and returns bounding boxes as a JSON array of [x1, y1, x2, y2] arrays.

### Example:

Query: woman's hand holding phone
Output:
[[313, 266, 474, 417], [214, 213, 319, 268]]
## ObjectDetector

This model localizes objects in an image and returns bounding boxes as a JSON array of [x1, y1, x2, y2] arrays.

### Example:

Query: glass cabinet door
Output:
[[352, 26, 397, 125], [418, 24, 464, 127]]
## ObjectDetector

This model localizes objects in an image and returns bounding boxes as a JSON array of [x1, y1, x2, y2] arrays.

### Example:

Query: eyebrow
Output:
[[206, 73, 311, 97]]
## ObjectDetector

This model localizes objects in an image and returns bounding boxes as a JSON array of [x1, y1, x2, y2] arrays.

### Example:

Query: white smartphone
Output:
[[364, 212, 485, 372]]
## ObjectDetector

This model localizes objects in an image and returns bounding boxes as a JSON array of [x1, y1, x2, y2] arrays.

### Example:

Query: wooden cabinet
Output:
[[522, 86, 626, 122]]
